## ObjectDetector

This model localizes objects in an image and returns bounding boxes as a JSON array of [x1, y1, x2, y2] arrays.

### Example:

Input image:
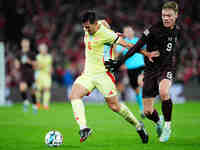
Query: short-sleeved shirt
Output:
[[84, 21, 119, 75], [36, 54, 52, 75], [16, 50, 36, 75]]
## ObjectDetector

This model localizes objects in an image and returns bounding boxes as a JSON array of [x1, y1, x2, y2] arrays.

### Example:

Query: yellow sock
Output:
[[71, 99, 87, 129], [118, 103, 141, 129], [36, 90, 41, 103], [43, 91, 50, 107]]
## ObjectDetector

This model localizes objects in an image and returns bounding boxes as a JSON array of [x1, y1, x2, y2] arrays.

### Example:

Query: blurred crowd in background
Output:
[[1, 0, 200, 99]]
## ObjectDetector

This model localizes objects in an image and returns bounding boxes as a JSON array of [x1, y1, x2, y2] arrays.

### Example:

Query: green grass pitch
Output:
[[0, 101, 200, 150]]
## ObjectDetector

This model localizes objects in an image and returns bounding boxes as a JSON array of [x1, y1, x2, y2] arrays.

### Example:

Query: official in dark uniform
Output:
[[15, 37, 37, 113]]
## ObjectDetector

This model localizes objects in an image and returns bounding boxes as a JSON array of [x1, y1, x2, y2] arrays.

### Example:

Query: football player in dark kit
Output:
[[15, 37, 38, 113], [105, 1, 180, 142]]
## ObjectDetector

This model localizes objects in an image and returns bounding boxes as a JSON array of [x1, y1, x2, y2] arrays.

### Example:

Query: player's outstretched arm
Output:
[[104, 35, 159, 72], [118, 34, 160, 63], [117, 37, 133, 49], [104, 37, 143, 72], [104, 36, 146, 72]]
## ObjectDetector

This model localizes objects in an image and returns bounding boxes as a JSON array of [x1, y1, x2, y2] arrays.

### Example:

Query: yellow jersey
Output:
[[84, 21, 119, 75], [36, 54, 52, 75]]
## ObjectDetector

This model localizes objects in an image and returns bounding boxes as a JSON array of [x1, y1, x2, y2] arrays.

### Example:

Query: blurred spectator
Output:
[[53, 65, 65, 86], [63, 62, 77, 101], [197, 55, 200, 84], [0, 11, 6, 41], [3, 0, 200, 95]]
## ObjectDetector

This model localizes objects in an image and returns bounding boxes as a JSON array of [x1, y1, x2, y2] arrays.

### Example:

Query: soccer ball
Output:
[[45, 130, 63, 147]]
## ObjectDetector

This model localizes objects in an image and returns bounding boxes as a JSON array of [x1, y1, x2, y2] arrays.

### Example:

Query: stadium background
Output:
[[0, 1, 200, 150], [2, 0, 200, 103]]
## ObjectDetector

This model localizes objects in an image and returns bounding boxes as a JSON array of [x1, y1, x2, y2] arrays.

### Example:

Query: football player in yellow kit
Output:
[[35, 43, 52, 110], [69, 10, 157, 143]]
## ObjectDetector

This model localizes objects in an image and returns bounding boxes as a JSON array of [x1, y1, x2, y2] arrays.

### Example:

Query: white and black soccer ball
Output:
[[45, 130, 63, 147]]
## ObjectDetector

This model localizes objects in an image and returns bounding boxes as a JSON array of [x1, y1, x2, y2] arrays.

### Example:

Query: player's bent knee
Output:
[[69, 93, 76, 101], [69, 83, 89, 100], [108, 103, 120, 112], [105, 96, 120, 112], [159, 89, 169, 100], [69, 91, 82, 101], [143, 109, 153, 116], [143, 102, 154, 115]]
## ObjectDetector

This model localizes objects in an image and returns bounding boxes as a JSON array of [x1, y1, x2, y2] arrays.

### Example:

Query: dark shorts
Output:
[[127, 66, 145, 89], [143, 70, 175, 98], [21, 71, 35, 88]]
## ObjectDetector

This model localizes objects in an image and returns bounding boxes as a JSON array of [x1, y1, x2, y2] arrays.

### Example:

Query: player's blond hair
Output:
[[162, 1, 179, 13]]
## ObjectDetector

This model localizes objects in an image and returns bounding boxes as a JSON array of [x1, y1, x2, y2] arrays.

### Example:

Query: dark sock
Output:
[[146, 109, 160, 123], [31, 94, 36, 104], [21, 92, 27, 101], [162, 99, 173, 121]]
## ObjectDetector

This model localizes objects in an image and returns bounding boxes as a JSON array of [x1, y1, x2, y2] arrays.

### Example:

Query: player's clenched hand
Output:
[[146, 51, 160, 62], [104, 59, 122, 73]]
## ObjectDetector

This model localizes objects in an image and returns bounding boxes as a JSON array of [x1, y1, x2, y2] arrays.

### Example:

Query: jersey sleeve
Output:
[[142, 26, 154, 42], [119, 28, 152, 63], [134, 37, 147, 50], [102, 28, 119, 45]]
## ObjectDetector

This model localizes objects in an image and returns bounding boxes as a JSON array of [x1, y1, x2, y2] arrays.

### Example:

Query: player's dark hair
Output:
[[162, 1, 179, 13], [20, 36, 37, 53], [21, 36, 31, 42], [81, 10, 97, 24]]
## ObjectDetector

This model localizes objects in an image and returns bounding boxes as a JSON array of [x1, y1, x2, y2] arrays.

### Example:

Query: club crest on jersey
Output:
[[144, 29, 150, 36]]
